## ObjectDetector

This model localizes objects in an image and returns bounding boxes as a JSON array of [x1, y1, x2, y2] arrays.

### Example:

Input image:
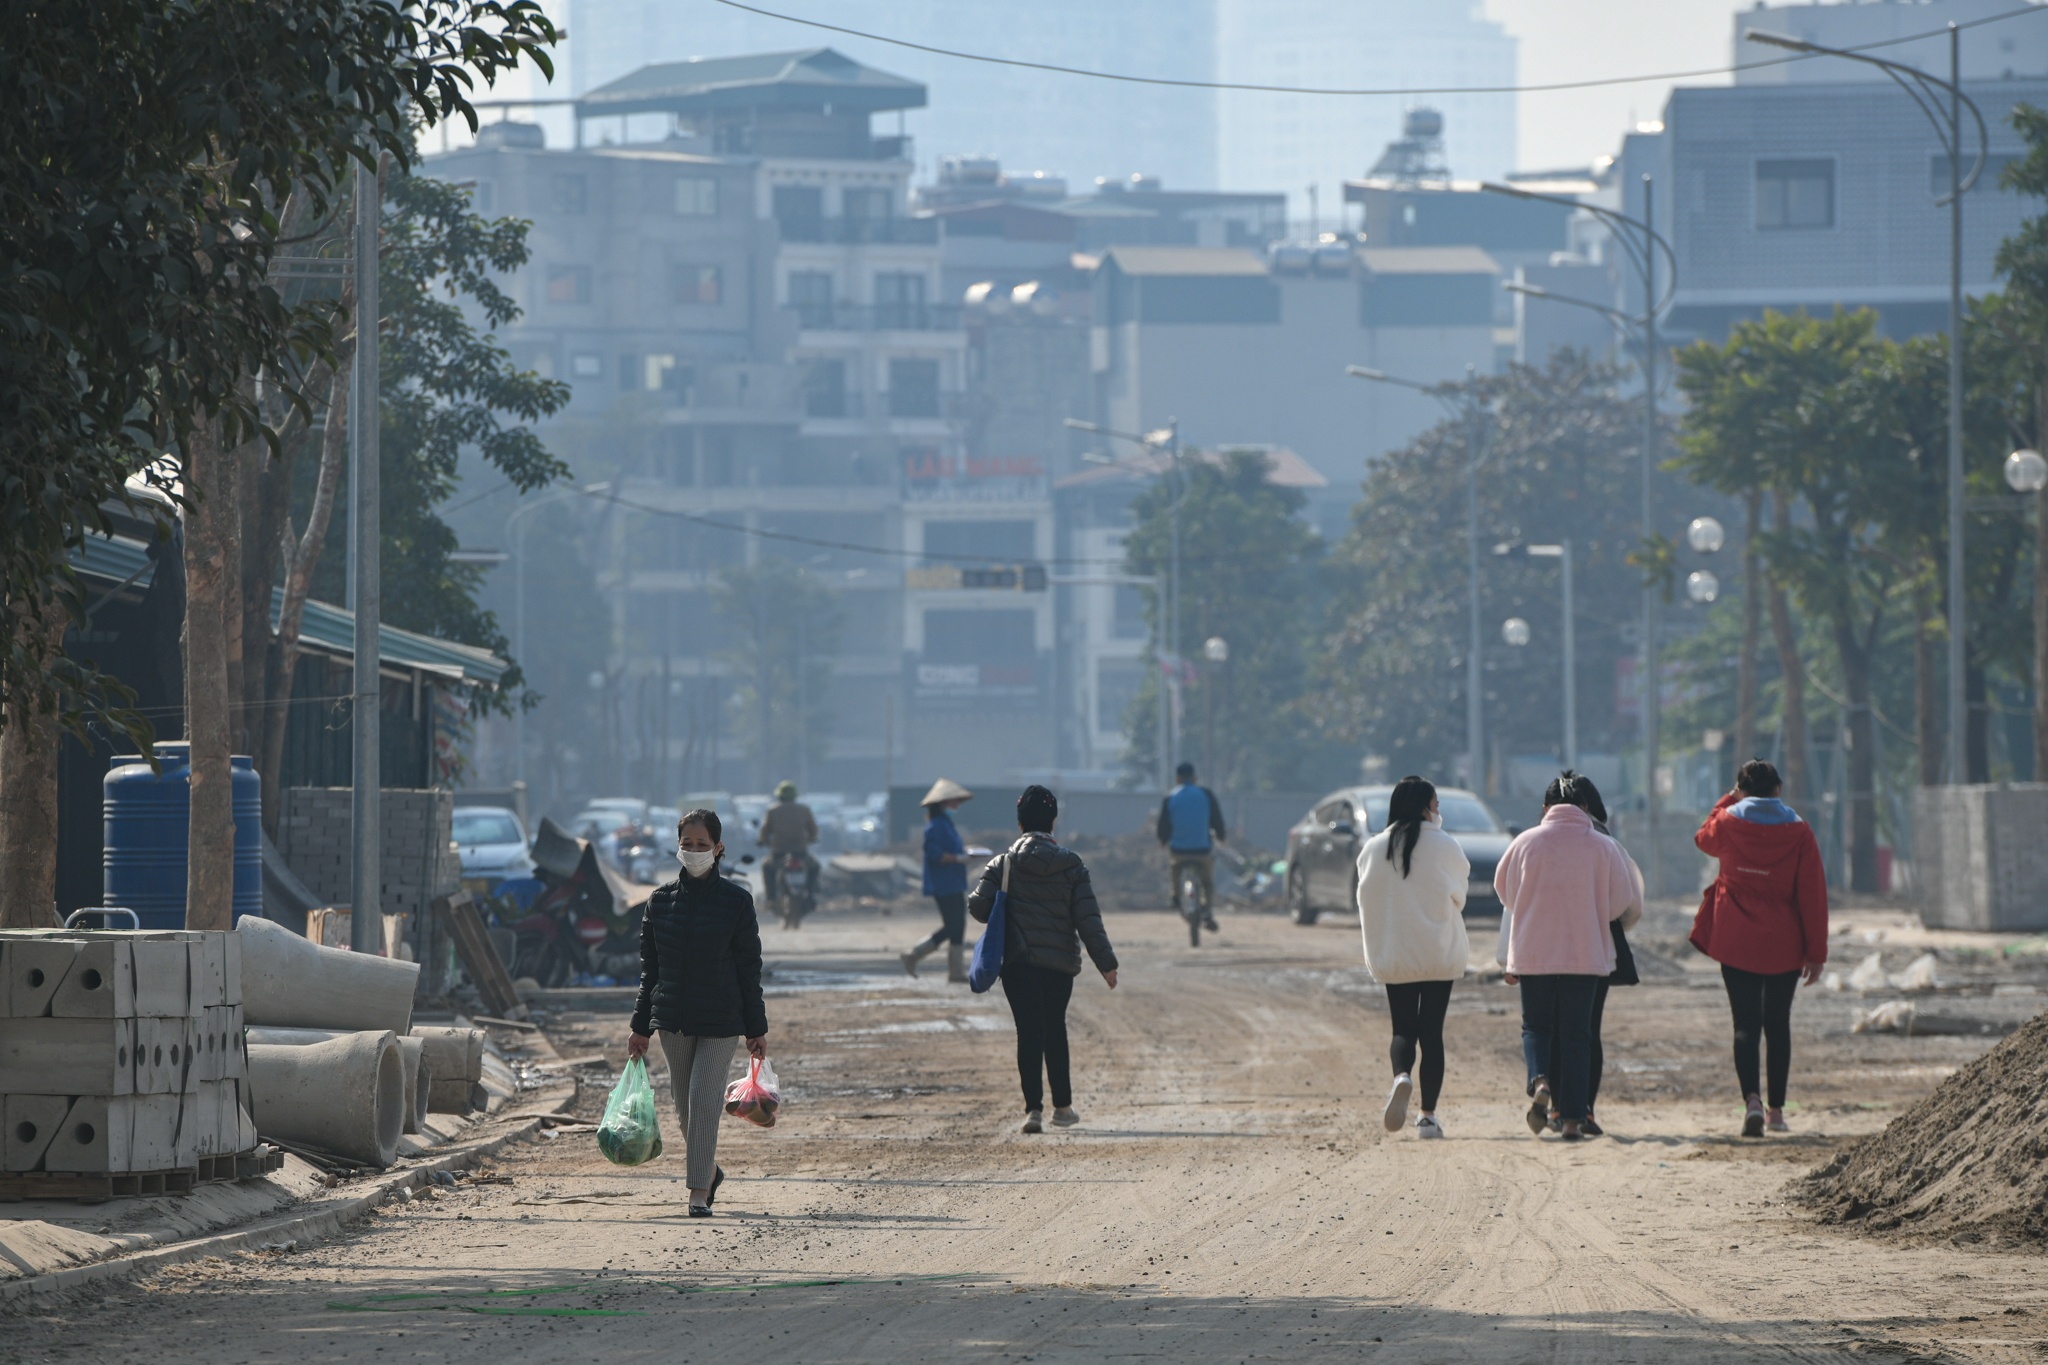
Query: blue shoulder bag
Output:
[[967, 853, 1011, 993]]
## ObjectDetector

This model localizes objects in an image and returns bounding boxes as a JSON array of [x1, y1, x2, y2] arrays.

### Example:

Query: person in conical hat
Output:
[[902, 778, 975, 981]]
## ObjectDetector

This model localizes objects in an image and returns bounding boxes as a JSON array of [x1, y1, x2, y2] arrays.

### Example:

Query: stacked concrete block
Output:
[[276, 788, 459, 922], [0, 930, 254, 1176]]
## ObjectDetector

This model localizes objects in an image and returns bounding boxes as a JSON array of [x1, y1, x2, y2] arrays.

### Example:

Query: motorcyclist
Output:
[[1157, 762, 1227, 931], [756, 780, 820, 912]]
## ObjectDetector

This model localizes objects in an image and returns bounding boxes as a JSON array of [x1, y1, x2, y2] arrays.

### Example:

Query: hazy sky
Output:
[[1483, 0, 1753, 171]]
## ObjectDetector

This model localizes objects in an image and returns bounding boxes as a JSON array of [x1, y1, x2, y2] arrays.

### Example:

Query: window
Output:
[[787, 270, 835, 327], [888, 357, 941, 418], [545, 265, 590, 304], [1755, 158, 1834, 230], [618, 352, 639, 391], [923, 609, 1036, 665], [644, 353, 681, 391], [672, 264, 722, 306], [801, 358, 846, 417], [452, 811, 523, 845], [570, 353, 603, 379], [1112, 583, 1147, 639], [1932, 152, 2019, 197], [674, 176, 718, 216], [875, 271, 927, 329], [843, 187, 892, 222], [551, 174, 587, 215], [773, 185, 824, 239]]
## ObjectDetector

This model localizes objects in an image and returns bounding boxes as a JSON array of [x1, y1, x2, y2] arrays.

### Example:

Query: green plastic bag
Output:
[[597, 1056, 663, 1166]]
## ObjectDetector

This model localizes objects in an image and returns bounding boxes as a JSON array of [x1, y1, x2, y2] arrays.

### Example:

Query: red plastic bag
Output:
[[723, 1055, 781, 1128]]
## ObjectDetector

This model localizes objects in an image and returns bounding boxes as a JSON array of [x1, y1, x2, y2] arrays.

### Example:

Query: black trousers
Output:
[[1523, 978, 1614, 1114], [999, 960, 1075, 1112], [1383, 980, 1454, 1111], [914, 892, 968, 951], [1721, 964, 1799, 1108]]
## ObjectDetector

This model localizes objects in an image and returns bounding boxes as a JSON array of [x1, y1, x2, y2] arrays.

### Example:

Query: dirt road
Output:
[[8, 900, 2047, 1363]]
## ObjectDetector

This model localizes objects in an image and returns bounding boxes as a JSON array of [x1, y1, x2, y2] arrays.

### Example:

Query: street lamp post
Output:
[[1347, 364, 1490, 793], [1497, 542, 1578, 773], [1746, 25, 1986, 784], [2007, 448, 2048, 775], [1066, 416, 1184, 789], [1485, 179, 1676, 889], [1203, 635, 1229, 789]]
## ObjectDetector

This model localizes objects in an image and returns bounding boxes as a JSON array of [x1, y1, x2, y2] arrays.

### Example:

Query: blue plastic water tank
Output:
[[103, 743, 263, 929]]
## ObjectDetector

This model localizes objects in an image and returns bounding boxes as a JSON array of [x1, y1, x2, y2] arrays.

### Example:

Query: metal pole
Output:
[[1167, 418, 1182, 774], [1641, 173, 1661, 896], [1946, 22, 1968, 783], [349, 156, 382, 956], [1466, 403, 1486, 793], [1562, 539, 1578, 772], [514, 512, 529, 790]]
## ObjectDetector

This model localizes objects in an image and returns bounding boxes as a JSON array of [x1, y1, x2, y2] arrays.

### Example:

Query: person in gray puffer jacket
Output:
[[969, 785, 1119, 1133]]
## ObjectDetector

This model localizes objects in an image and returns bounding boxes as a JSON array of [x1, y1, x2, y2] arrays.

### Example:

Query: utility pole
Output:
[[1467, 392, 1487, 794], [1641, 174, 1661, 896], [349, 156, 381, 956]]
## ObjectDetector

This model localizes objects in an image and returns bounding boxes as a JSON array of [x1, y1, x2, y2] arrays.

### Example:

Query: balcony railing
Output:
[[775, 216, 940, 246], [786, 301, 962, 332]]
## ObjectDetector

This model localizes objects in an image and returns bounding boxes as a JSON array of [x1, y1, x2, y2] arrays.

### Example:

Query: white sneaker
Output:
[[1416, 1114, 1445, 1139], [1021, 1110, 1043, 1134], [1382, 1074, 1412, 1132]]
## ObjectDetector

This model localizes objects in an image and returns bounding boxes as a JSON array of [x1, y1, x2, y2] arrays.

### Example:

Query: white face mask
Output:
[[678, 848, 719, 875]]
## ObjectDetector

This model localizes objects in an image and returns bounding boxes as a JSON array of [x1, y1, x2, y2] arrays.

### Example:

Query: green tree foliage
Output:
[[1119, 450, 1325, 791], [308, 163, 570, 697], [0, 0, 556, 738], [713, 560, 842, 785], [1318, 353, 1670, 787]]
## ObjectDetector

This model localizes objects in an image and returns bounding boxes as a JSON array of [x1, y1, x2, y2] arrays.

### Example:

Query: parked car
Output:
[[452, 806, 534, 890], [1283, 785, 1513, 925]]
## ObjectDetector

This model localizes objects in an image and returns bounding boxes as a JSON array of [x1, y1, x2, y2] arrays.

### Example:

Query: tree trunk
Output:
[[1837, 624, 1880, 894], [183, 417, 235, 931], [1766, 494, 1809, 807], [260, 354, 349, 836], [2036, 375, 2048, 782], [0, 600, 69, 928], [1915, 578, 1943, 786], [1734, 489, 1762, 766]]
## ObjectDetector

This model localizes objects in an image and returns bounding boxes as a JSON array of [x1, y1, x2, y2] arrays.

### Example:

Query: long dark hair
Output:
[[1386, 775, 1436, 878], [1543, 770, 1609, 828]]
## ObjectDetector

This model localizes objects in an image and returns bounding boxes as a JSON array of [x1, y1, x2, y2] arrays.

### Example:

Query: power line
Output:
[[712, 0, 2048, 98]]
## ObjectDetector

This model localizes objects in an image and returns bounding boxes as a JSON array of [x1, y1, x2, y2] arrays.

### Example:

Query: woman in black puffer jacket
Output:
[[969, 785, 1119, 1133], [627, 809, 767, 1217]]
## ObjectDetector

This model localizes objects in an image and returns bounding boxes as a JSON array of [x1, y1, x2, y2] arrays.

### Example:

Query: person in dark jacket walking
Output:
[[901, 777, 974, 982], [969, 785, 1118, 1133], [627, 809, 768, 1216], [1691, 760, 1828, 1138]]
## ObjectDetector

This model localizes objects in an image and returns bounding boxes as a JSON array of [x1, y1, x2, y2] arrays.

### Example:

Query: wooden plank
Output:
[[438, 892, 527, 1021]]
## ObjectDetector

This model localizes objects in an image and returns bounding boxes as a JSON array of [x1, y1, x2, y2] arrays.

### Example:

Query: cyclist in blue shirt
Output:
[[901, 777, 974, 982], [1157, 762, 1227, 930]]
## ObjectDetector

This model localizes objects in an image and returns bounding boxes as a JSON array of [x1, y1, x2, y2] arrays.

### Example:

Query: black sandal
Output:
[[706, 1166, 725, 1208]]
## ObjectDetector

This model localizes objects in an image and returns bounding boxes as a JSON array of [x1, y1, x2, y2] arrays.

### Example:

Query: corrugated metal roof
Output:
[[1357, 246, 1500, 276], [579, 48, 925, 115], [66, 532, 508, 688], [1100, 246, 1270, 277]]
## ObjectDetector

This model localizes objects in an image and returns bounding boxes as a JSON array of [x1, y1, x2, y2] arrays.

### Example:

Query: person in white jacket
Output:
[[1355, 776, 1471, 1138]]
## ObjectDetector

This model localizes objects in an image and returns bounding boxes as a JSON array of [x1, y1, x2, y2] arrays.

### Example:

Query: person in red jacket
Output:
[[1690, 760, 1828, 1138]]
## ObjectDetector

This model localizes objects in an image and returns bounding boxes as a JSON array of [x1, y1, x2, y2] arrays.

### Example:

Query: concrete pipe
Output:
[[245, 1032, 404, 1167], [396, 1036, 430, 1135], [237, 916, 419, 1035]]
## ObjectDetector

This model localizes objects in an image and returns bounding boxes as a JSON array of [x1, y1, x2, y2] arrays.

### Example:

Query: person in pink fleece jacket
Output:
[[1494, 774, 1643, 1140]]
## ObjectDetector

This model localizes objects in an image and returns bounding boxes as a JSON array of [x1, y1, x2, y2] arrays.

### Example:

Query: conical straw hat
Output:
[[920, 777, 973, 806]]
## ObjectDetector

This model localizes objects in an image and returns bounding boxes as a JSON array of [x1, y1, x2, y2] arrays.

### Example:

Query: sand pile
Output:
[[1798, 1009, 2048, 1243]]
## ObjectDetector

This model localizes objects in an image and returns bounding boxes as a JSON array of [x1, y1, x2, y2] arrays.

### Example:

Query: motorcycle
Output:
[[771, 850, 818, 929], [510, 817, 648, 987]]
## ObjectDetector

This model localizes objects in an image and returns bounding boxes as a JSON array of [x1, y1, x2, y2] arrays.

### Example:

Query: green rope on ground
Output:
[[661, 1271, 980, 1294]]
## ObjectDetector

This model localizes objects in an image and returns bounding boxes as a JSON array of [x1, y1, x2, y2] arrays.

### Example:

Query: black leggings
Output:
[[914, 893, 968, 951], [1000, 961, 1075, 1112], [1721, 964, 1799, 1108], [1384, 980, 1454, 1111]]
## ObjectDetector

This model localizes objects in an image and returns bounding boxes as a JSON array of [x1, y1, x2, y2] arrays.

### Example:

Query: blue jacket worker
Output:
[[901, 777, 975, 982], [1157, 762, 1227, 926]]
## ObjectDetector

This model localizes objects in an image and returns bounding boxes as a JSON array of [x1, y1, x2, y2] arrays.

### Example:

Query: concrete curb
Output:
[[0, 1090, 574, 1309]]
